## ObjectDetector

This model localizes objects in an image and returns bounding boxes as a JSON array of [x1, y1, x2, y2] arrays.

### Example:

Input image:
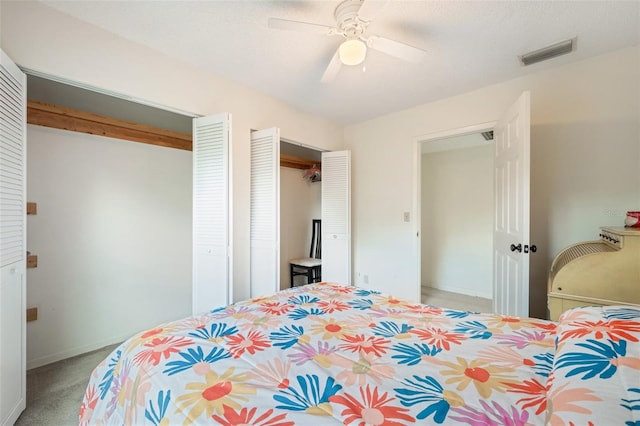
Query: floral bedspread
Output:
[[80, 283, 640, 425]]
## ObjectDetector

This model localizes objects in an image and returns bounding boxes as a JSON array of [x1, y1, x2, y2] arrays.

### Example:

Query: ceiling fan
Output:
[[268, 0, 427, 82]]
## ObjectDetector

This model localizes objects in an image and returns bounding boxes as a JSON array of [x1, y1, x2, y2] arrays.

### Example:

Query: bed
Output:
[[80, 282, 640, 425]]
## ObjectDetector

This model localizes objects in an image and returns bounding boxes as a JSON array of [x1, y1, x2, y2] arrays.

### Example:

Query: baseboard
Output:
[[3, 399, 25, 426], [26, 332, 130, 370]]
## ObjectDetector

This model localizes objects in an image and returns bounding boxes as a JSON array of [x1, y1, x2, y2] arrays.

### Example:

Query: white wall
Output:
[[279, 167, 321, 289], [1, 1, 343, 366], [345, 46, 640, 318], [0, 0, 343, 308], [26, 125, 192, 368], [422, 144, 493, 299]]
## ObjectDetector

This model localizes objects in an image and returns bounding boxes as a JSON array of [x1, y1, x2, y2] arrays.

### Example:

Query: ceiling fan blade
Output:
[[268, 17, 335, 36], [357, 0, 390, 22], [321, 48, 342, 83], [367, 35, 427, 63]]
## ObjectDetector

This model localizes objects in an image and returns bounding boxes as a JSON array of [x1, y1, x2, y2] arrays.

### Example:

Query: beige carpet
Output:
[[421, 286, 493, 312], [15, 344, 118, 426]]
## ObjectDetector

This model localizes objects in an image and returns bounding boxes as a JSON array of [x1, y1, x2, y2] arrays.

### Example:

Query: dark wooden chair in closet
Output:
[[290, 219, 321, 287]]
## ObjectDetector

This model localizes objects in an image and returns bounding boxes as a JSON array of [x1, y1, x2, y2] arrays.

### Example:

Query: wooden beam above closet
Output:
[[26, 100, 321, 167], [27, 100, 192, 151], [280, 153, 319, 170]]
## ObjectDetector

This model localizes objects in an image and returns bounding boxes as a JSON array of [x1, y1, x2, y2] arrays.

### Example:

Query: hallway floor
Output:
[[421, 286, 492, 313]]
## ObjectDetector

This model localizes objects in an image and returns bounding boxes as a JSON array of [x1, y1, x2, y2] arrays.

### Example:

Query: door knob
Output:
[[510, 243, 522, 253]]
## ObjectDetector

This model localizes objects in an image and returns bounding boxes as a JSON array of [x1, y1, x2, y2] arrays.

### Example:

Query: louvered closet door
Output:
[[0, 49, 27, 426], [250, 128, 280, 297], [0, 52, 26, 268], [321, 150, 351, 285], [192, 113, 231, 314]]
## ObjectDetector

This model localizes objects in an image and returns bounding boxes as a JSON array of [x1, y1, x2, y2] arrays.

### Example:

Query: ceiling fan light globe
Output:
[[339, 39, 367, 66]]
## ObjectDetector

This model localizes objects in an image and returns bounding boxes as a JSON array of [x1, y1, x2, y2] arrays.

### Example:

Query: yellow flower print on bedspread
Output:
[[310, 317, 356, 340], [439, 357, 516, 398], [174, 368, 256, 424]]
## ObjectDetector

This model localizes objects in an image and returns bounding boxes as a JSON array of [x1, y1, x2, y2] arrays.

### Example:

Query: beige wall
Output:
[[26, 125, 192, 368], [345, 46, 640, 318], [1, 1, 343, 366], [422, 144, 493, 299], [1, 1, 343, 305]]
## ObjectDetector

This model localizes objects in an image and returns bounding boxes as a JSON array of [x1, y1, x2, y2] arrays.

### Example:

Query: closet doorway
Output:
[[419, 128, 494, 311], [250, 131, 351, 297], [21, 72, 201, 371], [280, 140, 323, 290], [249, 129, 324, 294], [250, 130, 351, 297]]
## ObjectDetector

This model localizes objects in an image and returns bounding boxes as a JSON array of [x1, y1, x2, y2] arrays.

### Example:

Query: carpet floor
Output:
[[15, 344, 118, 426], [421, 286, 493, 312]]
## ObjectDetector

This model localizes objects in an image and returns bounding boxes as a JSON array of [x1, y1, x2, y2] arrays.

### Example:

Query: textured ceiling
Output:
[[40, 0, 640, 125]]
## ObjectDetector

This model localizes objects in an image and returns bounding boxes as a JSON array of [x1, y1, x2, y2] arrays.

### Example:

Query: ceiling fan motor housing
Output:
[[335, 0, 368, 39]]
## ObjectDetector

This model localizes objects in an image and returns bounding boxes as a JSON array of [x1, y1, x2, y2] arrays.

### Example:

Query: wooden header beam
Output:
[[27, 100, 192, 151], [280, 153, 320, 170], [26, 100, 321, 167]]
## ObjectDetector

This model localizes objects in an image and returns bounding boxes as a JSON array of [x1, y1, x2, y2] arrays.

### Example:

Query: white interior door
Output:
[[0, 49, 27, 426], [250, 128, 280, 297], [494, 91, 531, 317], [321, 150, 351, 284], [192, 113, 232, 314]]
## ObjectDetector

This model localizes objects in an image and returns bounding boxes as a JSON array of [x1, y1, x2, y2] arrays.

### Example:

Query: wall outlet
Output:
[[363, 274, 369, 284], [403, 212, 410, 222]]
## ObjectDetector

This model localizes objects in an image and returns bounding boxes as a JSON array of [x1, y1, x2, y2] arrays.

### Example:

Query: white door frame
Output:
[[413, 121, 496, 304]]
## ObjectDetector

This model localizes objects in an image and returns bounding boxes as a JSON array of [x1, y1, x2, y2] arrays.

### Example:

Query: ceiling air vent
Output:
[[481, 131, 494, 141], [519, 38, 576, 66]]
